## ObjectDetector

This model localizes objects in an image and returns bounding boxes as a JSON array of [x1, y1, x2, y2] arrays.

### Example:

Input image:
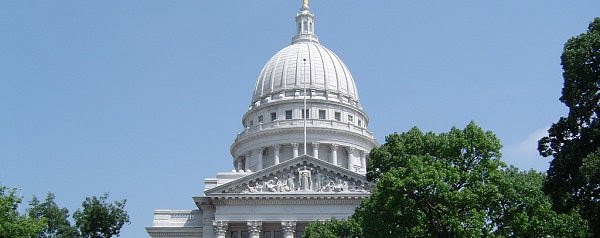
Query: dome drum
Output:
[[242, 99, 369, 129]]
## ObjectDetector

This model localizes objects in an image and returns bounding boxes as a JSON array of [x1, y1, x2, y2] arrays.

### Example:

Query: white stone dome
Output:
[[251, 42, 359, 107]]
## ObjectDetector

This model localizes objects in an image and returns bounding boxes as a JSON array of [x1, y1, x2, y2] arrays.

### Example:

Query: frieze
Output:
[[219, 162, 372, 194]]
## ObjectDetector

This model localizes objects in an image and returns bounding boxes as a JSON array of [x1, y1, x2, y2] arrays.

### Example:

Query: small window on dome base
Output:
[[301, 109, 310, 119], [319, 110, 326, 120]]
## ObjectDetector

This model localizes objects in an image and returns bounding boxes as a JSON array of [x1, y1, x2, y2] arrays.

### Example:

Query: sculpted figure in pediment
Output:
[[286, 175, 295, 192], [298, 166, 312, 191], [266, 177, 279, 192]]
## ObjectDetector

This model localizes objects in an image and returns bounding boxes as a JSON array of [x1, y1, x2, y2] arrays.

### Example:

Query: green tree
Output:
[[537, 17, 600, 236], [72, 194, 130, 238], [304, 219, 362, 238], [0, 185, 45, 238], [306, 122, 590, 238], [28, 193, 79, 238]]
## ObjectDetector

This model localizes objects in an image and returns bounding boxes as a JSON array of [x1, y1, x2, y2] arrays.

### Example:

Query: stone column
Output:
[[347, 146, 356, 170], [361, 150, 367, 170], [256, 147, 264, 171], [281, 221, 297, 238], [237, 157, 243, 172], [312, 142, 320, 159], [245, 151, 252, 173], [274, 144, 281, 165], [247, 221, 262, 238], [199, 203, 215, 238], [212, 220, 228, 238], [330, 144, 339, 166], [292, 143, 299, 158]]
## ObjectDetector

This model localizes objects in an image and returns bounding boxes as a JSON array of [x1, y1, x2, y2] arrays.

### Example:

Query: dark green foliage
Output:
[[0, 185, 45, 238], [28, 193, 79, 238], [73, 194, 130, 238], [306, 122, 590, 238], [304, 219, 362, 238], [0, 183, 129, 238], [538, 17, 600, 237]]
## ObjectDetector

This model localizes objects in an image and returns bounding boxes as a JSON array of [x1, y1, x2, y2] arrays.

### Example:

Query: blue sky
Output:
[[1, 0, 599, 237]]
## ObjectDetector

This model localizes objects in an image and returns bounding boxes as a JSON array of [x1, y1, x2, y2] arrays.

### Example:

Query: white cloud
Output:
[[502, 127, 552, 172]]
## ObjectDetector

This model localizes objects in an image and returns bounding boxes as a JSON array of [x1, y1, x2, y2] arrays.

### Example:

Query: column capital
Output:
[[312, 142, 320, 148], [281, 220, 297, 237], [247, 221, 262, 236], [330, 143, 339, 151], [274, 144, 281, 151], [212, 220, 228, 237], [346, 146, 356, 153], [291, 143, 299, 149], [255, 147, 265, 153], [246, 151, 252, 157]]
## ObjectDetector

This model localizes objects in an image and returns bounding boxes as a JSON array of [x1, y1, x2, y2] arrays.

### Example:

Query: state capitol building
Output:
[[146, 1, 377, 238]]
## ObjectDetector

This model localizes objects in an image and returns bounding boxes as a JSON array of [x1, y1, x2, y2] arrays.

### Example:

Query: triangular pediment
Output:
[[205, 155, 373, 195]]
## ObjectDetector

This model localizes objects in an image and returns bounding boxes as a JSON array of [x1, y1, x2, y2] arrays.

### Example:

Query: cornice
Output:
[[145, 227, 202, 237]]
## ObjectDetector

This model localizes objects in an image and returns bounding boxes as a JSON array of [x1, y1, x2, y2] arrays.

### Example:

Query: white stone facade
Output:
[[147, 1, 376, 237]]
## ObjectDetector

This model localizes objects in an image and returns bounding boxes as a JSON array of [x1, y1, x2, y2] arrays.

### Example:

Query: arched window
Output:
[[303, 21, 308, 33], [309, 22, 313, 33]]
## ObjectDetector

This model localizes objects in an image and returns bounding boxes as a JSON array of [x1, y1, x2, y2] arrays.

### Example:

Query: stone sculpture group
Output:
[[243, 165, 368, 194]]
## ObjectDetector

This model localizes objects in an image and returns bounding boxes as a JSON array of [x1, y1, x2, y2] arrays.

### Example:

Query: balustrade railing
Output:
[[235, 119, 374, 142]]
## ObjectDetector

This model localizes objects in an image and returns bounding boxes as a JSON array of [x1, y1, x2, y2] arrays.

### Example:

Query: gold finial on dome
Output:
[[302, 0, 309, 10]]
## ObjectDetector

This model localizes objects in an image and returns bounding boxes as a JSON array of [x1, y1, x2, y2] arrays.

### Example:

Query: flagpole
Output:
[[303, 58, 307, 155]]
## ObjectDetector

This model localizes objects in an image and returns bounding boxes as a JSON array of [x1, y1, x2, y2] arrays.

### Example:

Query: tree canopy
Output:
[[305, 122, 589, 238], [28, 193, 79, 238], [537, 17, 600, 237], [0, 185, 45, 238], [0, 185, 129, 238], [73, 194, 129, 238]]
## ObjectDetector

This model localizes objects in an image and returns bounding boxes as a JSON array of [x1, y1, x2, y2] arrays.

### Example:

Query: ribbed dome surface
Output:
[[252, 42, 359, 103]]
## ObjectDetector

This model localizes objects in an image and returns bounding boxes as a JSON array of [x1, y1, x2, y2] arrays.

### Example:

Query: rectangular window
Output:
[[301, 109, 309, 119], [358, 119, 362, 127], [273, 231, 282, 238], [334, 112, 341, 121], [271, 112, 277, 121], [250, 120, 254, 127], [319, 109, 326, 119], [241, 231, 249, 238], [348, 115, 354, 123], [285, 110, 293, 119], [230, 231, 239, 238], [258, 115, 263, 123], [263, 231, 272, 238]]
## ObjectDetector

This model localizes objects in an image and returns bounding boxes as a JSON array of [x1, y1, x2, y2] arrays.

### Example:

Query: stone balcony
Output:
[[234, 119, 375, 143], [151, 210, 202, 227]]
